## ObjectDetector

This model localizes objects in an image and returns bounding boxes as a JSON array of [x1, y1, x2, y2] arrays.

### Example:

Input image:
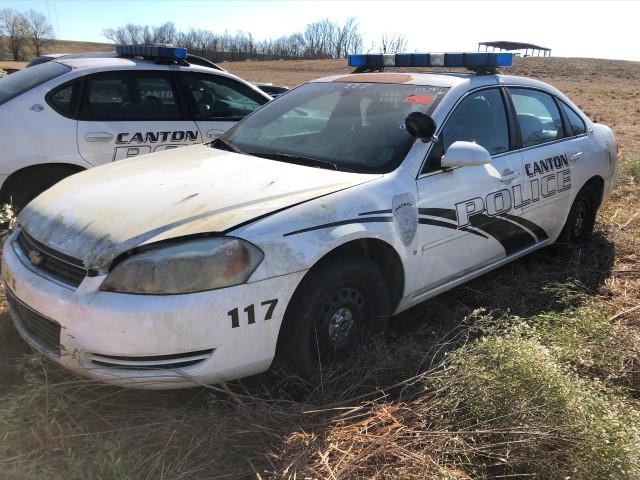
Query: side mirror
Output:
[[405, 112, 437, 143], [441, 141, 491, 168]]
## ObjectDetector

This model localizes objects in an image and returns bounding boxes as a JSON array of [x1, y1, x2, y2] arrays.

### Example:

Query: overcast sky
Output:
[[2, 0, 639, 61]]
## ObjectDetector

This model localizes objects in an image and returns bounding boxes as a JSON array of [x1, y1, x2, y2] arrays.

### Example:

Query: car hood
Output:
[[20, 144, 379, 270]]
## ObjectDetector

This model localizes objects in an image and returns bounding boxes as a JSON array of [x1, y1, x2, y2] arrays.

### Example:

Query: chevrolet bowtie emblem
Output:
[[28, 250, 43, 266]]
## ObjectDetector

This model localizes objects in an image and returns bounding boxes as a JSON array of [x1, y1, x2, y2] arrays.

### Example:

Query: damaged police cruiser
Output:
[[3, 52, 619, 389]]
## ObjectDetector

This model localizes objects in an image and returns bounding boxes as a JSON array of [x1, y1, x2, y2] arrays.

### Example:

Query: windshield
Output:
[[219, 81, 448, 173], [0, 61, 70, 106]]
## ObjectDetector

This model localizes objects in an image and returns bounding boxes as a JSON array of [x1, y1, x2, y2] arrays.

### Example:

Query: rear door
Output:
[[177, 71, 269, 142], [508, 88, 575, 241], [77, 70, 200, 165]]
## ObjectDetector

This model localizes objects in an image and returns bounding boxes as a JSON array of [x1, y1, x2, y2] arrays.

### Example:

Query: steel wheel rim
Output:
[[319, 286, 367, 350], [572, 199, 589, 241]]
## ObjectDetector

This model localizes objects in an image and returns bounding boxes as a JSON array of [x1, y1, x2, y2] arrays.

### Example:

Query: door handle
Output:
[[85, 132, 114, 143], [205, 129, 225, 140], [569, 152, 583, 162], [499, 169, 519, 182]]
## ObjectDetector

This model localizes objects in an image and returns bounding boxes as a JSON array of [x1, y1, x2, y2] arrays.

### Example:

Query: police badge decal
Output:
[[392, 193, 418, 246]]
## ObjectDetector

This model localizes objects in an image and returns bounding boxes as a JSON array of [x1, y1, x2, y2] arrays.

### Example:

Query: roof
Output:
[[53, 51, 226, 76], [479, 41, 551, 51]]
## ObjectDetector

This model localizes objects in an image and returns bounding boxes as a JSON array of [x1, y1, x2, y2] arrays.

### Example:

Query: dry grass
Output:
[[1, 56, 639, 479]]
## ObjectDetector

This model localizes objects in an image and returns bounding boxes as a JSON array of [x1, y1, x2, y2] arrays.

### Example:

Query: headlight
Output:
[[101, 237, 264, 294]]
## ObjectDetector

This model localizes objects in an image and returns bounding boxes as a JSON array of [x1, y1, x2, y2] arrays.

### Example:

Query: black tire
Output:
[[556, 184, 599, 248], [280, 257, 390, 377], [0, 166, 81, 214]]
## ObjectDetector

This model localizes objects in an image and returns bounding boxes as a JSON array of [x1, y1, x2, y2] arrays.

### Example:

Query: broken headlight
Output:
[[101, 237, 264, 294]]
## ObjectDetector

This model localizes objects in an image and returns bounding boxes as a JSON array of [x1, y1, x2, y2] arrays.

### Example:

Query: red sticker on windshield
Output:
[[404, 94, 432, 105]]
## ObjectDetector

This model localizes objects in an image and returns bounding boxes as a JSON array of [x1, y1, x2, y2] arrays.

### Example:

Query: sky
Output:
[[1, 0, 639, 61]]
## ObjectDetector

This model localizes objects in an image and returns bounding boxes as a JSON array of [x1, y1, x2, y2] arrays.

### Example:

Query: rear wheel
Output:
[[281, 257, 390, 377], [556, 184, 598, 248]]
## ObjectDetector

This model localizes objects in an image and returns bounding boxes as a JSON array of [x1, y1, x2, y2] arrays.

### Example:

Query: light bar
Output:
[[347, 52, 513, 70], [116, 44, 187, 60]]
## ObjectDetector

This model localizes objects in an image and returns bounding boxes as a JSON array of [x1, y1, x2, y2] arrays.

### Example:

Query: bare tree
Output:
[[380, 33, 408, 54], [25, 10, 53, 57], [153, 22, 176, 44], [102, 26, 128, 44], [0, 9, 29, 60]]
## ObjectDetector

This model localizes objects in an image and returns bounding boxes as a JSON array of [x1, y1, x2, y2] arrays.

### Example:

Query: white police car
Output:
[[2, 52, 619, 389], [0, 45, 271, 211]]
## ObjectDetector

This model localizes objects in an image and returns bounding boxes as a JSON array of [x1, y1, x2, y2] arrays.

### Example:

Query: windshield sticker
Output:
[[404, 94, 432, 105], [393, 193, 418, 246]]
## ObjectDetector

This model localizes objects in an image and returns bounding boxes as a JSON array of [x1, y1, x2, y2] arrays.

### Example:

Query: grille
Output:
[[15, 230, 87, 287], [90, 349, 214, 370], [7, 289, 61, 356]]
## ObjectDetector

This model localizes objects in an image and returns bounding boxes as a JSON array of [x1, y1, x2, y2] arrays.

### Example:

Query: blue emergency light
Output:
[[116, 44, 188, 60], [347, 52, 512, 71]]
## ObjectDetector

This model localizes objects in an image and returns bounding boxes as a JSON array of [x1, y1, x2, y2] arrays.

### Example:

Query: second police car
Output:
[[0, 45, 272, 211], [2, 52, 619, 389]]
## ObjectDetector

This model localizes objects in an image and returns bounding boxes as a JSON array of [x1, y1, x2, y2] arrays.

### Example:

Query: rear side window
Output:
[[180, 72, 267, 121], [47, 80, 80, 117], [509, 88, 564, 147], [560, 101, 587, 136], [80, 71, 182, 121], [0, 62, 70, 106]]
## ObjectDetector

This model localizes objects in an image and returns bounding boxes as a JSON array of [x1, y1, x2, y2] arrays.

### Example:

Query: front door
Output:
[[177, 71, 269, 142], [412, 87, 534, 295], [77, 70, 200, 165]]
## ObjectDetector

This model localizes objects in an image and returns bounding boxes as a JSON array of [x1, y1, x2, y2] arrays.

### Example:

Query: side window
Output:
[[423, 88, 509, 174], [560, 101, 587, 136], [180, 73, 267, 121], [46, 80, 80, 118], [80, 71, 182, 121], [509, 88, 564, 147]]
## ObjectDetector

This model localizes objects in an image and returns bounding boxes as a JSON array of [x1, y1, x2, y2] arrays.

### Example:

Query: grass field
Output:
[[0, 38, 112, 67], [1, 57, 639, 479]]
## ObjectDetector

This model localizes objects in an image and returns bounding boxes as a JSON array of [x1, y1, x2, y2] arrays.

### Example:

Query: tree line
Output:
[[103, 18, 406, 61], [0, 8, 54, 60], [0, 8, 408, 63]]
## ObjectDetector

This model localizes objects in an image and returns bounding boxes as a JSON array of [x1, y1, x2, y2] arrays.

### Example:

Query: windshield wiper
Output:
[[249, 152, 339, 170], [211, 137, 244, 154]]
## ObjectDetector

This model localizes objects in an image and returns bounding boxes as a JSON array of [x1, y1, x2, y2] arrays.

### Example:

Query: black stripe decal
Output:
[[359, 209, 392, 216], [468, 214, 537, 255], [418, 208, 457, 221], [499, 214, 549, 241], [459, 226, 489, 239], [419, 218, 458, 230], [419, 218, 488, 239], [283, 217, 393, 237]]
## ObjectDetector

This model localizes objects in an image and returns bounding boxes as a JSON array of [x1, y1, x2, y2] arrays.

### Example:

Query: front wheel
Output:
[[280, 257, 390, 377], [556, 184, 599, 248]]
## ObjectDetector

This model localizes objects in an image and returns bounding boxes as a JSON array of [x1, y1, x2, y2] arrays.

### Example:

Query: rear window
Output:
[[0, 62, 70, 106], [560, 101, 587, 136]]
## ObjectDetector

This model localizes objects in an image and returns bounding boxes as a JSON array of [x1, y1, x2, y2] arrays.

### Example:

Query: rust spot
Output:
[[333, 73, 413, 84]]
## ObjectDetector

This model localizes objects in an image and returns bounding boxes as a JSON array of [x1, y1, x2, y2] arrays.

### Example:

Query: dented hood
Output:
[[20, 145, 378, 270]]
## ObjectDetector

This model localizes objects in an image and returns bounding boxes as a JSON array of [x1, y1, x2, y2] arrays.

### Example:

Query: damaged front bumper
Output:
[[2, 232, 304, 389]]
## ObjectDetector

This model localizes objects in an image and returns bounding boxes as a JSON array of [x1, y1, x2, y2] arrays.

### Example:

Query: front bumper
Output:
[[2, 234, 305, 389]]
